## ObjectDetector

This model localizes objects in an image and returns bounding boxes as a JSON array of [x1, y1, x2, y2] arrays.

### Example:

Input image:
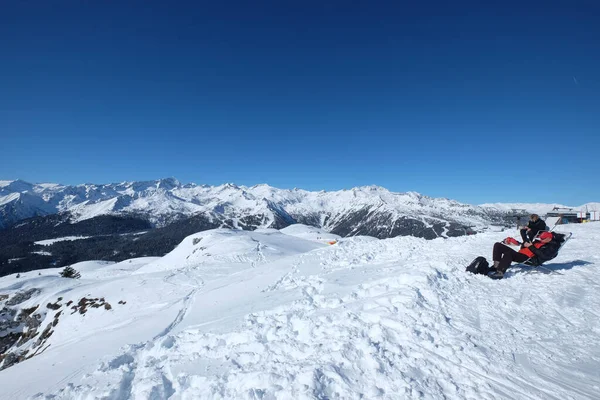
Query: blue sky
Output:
[[1, 1, 598, 205]]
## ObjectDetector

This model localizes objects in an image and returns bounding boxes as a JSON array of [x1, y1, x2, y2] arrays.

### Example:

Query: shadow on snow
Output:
[[510, 259, 593, 277]]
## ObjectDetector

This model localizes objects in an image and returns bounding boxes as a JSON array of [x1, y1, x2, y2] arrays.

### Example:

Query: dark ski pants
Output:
[[493, 242, 530, 273], [520, 228, 535, 243]]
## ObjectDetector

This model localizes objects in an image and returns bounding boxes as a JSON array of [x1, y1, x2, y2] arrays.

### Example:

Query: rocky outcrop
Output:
[[0, 290, 122, 371]]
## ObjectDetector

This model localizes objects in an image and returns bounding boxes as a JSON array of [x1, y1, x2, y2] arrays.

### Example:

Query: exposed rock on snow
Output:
[[6, 289, 41, 306], [0, 291, 121, 371]]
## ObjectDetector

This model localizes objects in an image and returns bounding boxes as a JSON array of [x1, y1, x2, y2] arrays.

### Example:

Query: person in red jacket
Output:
[[489, 231, 558, 279]]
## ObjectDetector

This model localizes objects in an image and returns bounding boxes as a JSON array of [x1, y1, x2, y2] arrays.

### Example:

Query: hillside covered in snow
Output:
[[1, 222, 599, 399]]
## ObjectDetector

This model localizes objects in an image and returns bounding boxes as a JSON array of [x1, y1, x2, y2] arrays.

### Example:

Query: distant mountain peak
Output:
[[157, 177, 181, 188], [356, 185, 388, 192], [0, 179, 35, 195]]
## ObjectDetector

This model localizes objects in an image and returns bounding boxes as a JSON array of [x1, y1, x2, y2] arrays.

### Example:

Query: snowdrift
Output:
[[1, 223, 599, 399]]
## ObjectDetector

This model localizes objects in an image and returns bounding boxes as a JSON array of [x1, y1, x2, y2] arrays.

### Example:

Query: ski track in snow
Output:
[[3, 224, 600, 399]]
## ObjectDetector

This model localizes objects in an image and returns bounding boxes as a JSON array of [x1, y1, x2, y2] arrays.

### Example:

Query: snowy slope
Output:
[[581, 202, 600, 211], [135, 227, 326, 275], [34, 236, 92, 246], [279, 223, 341, 243], [1, 222, 599, 399], [0, 192, 56, 229]]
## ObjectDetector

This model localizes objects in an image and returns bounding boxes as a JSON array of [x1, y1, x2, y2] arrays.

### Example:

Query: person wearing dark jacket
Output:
[[520, 214, 547, 244], [489, 231, 560, 279]]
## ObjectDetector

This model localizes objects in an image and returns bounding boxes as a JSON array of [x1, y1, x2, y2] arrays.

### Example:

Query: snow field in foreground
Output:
[[0, 223, 599, 399]]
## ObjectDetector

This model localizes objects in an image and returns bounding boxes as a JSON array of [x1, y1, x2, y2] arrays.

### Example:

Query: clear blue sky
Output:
[[1, 1, 598, 205]]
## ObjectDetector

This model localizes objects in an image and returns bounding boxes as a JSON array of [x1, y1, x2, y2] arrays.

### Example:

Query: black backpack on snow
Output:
[[466, 256, 493, 275]]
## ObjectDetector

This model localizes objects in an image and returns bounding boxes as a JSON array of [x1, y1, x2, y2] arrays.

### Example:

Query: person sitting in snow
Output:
[[519, 214, 547, 244], [489, 231, 560, 279]]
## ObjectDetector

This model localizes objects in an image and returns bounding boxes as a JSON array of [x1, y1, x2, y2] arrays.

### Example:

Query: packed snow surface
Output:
[[1, 223, 599, 399], [279, 224, 341, 243]]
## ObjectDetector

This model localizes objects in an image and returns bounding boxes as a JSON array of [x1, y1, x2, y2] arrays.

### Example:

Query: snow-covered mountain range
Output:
[[3, 178, 592, 240]]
